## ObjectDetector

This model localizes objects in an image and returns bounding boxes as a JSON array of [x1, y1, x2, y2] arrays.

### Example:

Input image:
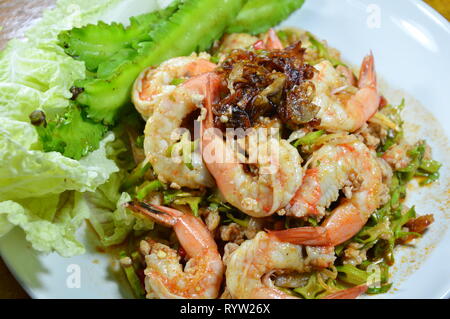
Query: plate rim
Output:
[[1, 0, 449, 299]]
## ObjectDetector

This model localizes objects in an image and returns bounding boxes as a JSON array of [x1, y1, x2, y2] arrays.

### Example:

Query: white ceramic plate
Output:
[[1, 0, 449, 299]]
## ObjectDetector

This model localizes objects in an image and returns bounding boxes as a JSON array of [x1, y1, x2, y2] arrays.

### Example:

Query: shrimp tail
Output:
[[268, 227, 332, 246], [124, 201, 180, 227], [322, 285, 368, 299], [265, 28, 284, 50], [359, 52, 376, 90]]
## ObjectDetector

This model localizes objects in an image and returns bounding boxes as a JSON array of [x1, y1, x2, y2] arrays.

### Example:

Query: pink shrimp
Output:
[[253, 28, 284, 50], [132, 54, 216, 119], [272, 137, 383, 247], [225, 231, 366, 299], [312, 53, 381, 132], [125, 202, 224, 299], [200, 73, 303, 217]]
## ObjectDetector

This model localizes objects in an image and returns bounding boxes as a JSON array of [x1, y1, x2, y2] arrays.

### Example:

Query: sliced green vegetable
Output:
[[336, 264, 369, 286], [174, 196, 202, 217], [397, 144, 426, 181], [419, 159, 441, 174], [135, 180, 164, 201], [391, 206, 420, 240], [394, 141, 441, 187], [226, 212, 249, 227], [170, 78, 185, 85], [135, 135, 145, 149], [379, 99, 405, 153], [163, 189, 205, 217], [293, 130, 325, 147], [337, 262, 391, 293], [367, 283, 392, 294], [207, 193, 233, 213], [121, 161, 152, 191], [228, 0, 305, 35], [417, 158, 442, 185], [74, 0, 245, 124], [119, 251, 145, 298], [355, 218, 391, 245], [293, 273, 325, 299], [307, 217, 319, 227]]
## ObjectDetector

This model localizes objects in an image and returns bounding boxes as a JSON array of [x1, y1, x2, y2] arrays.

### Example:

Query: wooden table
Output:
[[0, 0, 449, 299]]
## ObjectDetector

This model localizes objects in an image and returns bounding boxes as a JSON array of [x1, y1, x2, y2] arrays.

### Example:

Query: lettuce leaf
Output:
[[0, 192, 89, 257], [0, 0, 125, 120], [0, 130, 119, 256], [0, 127, 118, 201], [85, 173, 154, 247], [34, 105, 109, 160], [0, 0, 135, 257]]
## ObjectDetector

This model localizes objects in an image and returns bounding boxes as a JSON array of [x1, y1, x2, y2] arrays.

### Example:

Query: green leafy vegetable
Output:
[[0, 123, 118, 200], [33, 104, 108, 160], [0, 192, 89, 257], [86, 172, 154, 247], [228, 0, 305, 35]]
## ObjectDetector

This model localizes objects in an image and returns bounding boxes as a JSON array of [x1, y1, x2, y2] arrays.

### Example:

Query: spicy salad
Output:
[[0, 0, 442, 299]]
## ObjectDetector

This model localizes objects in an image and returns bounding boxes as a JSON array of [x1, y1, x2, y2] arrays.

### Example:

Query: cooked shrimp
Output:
[[217, 33, 259, 55], [143, 72, 220, 189], [225, 231, 364, 299], [273, 137, 383, 246], [218, 28, 283, 56], [226, 232, 343, 299], [202, 91, 303, 217], [132, 53, 216, 119], [382, 143, 412, 170], [312, 53, 380, 132], [262, 28, 284, 50], [126, 202, 224, 299], [253, 28, 284, 50], [226, 232, 310, 299]]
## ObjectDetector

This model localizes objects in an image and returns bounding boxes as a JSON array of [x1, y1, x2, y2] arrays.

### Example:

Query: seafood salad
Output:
[[0, 0, 443, 299], [122, 28, 441, 299]]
